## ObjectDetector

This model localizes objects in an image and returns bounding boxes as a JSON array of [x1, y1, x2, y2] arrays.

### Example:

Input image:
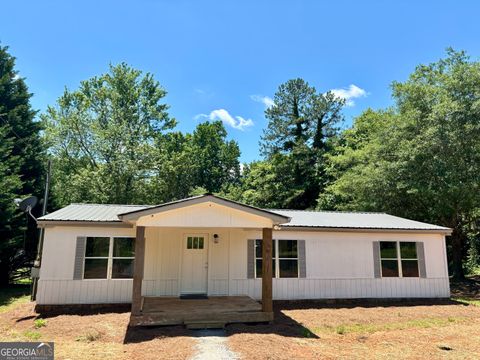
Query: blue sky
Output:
[[1, 0, 479, 162]]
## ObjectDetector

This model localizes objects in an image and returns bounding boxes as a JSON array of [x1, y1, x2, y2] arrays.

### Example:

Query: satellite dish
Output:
[[17, 196, 38, 213]]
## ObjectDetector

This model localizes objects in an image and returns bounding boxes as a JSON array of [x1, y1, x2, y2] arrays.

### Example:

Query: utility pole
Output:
[[31, 159, 51, 301]]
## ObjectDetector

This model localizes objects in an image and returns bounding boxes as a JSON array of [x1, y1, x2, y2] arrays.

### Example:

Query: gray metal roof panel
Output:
[[270, 209, 450, 231], [38, 204, 151, 222], [38, 203, 450, 232]]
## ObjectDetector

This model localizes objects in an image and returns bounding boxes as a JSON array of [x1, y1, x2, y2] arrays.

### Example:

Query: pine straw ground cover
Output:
[[0, 277, 479, 359], [227, 277, 480, 359], [0, 295, 194, 360]]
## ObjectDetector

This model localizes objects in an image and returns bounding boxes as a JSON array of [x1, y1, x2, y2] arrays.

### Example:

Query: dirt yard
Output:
[[0, 278, 479, 359]]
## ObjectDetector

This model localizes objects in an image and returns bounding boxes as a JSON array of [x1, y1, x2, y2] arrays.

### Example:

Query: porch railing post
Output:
[[262, 227, 273, 313], [131, 226, 146, 316]]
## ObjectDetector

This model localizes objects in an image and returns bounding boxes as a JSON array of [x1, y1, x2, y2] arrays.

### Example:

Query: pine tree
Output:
[[259, 79, 344, 209], [0, 45, 44, 286]]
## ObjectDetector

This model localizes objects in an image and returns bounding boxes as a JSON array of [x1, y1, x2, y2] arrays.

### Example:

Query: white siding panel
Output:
[[228, 278, 450, 300], [38, 224, 450, 304], [36, 279, 133, 305]]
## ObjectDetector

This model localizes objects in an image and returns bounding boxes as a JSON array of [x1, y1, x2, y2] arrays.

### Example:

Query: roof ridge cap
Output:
[[266, 208, 387, 214], [70, 203, 152, 207]]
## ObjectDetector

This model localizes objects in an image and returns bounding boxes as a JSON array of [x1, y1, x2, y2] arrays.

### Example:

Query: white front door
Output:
[[181, 234, 208, 294]]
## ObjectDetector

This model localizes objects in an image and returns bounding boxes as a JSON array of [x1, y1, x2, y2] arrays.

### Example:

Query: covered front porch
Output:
[[130, 295, 272, 327], [118, 195, 290, 327]]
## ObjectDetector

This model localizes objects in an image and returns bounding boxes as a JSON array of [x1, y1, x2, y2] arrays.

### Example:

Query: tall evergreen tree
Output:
[[258, 78, 344, 209], [0, 45, 44, 286]]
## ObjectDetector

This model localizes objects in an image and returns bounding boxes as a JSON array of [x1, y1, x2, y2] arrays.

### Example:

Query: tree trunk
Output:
[[450, 227, 465, 280]]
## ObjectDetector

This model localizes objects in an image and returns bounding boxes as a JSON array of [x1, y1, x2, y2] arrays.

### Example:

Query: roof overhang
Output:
[[278, 225, 452, 235], [37, 220, 132, 228], [118, 194, 291, 226]]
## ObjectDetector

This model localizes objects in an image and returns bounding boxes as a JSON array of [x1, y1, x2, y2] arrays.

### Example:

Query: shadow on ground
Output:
[[123, 303, 327, 343], [0, 284, 30, 307], [122, 297, 477, 344], [34, 304, 131, 319], [451, 275, 480, 299]]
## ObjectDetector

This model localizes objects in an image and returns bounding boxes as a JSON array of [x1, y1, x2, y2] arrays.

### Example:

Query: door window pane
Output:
[[279, 259, 298, 278], [84, 259, 108, 279], [113, 237, 135, 257], [198, 237, 204, 249], [380, 242, 397, 259], [400, 242, 417, 259], [112, 259, 135, 278], [187, 237, 193, 249], [278, 240, 298, 258], [402, 260, 419, 277], [381, 260, 399, 277], [85, 237, 110, 257], [193, 237, 199, 249]]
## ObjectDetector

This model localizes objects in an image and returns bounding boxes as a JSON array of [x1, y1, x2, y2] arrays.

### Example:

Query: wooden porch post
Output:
[[262, 227, 273, 313], [131, 226, 145, 316]]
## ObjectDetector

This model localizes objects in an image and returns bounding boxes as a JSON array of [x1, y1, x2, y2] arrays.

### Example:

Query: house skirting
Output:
[[35, 277, 450, 305]]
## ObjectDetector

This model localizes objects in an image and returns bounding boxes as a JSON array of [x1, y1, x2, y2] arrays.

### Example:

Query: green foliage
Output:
[[42, 63, 241, 206], [0, 45, 44, 286], [228, 78, 345, 209], [42, 63, 175, 206], [190, 121, 240, 193], [33, 319, 47, 328], [321, 49, 480, 278], [231, 158, 301, 208], [23, 330, 41, 340]]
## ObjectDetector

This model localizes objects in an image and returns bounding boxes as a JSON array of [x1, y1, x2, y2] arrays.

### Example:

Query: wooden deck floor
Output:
[[130, 296, 273, 327]]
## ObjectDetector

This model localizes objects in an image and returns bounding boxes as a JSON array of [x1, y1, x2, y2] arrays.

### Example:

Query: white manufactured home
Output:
[[36, 194, 452, 326]]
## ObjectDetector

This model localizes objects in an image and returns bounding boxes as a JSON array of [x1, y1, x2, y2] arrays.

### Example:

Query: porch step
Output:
[[130, 296, 272, 327], [130, 311, 273, 327], [186, 321, 226, 329]]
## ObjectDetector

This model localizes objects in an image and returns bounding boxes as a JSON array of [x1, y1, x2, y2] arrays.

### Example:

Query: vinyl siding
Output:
[[37, 226, 450, 304]]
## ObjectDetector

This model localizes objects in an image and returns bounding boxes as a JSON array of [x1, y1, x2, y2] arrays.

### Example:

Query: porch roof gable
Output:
[[117, 194, 291, 225]]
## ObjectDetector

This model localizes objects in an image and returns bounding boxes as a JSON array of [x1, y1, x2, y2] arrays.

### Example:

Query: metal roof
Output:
[[38, 203, 151, 222], [271, 209, 451, 231], [38, 200, 451, 233]]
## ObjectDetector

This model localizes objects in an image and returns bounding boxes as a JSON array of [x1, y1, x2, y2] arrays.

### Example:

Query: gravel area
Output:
[[190, 329, 238, 360]]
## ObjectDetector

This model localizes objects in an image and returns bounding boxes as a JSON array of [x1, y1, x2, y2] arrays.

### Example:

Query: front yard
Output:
[[0, 278, 479, 359]]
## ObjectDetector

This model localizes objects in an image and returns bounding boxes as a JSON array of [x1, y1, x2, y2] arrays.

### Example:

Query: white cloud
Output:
[[195, 109, 254, 131], [330, 84, 367, 106], [193, 88, 214, 97], [250, 94, 275, 108]]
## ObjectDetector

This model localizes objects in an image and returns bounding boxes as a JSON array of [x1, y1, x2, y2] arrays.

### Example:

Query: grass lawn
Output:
[[0, 277, 479, 359], [0, 284, 31, 314]]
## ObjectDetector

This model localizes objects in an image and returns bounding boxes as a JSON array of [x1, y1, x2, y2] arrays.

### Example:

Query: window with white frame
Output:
[[84, 237, 135, 279], [380, 241, 419, 277], [255, 239, 298, 278]]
